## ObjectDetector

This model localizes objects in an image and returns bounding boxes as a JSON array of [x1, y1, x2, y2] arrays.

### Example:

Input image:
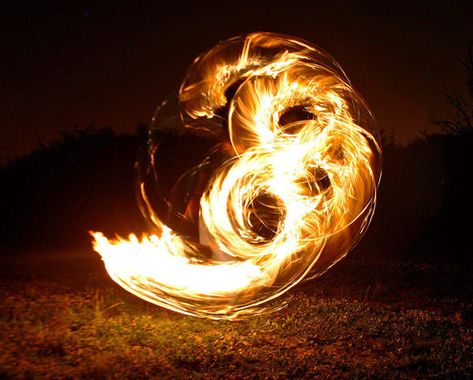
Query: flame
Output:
[[91, 32, 382, 320]]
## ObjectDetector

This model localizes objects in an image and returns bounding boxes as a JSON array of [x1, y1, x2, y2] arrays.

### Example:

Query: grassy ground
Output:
[[0, 249, 472, 379]]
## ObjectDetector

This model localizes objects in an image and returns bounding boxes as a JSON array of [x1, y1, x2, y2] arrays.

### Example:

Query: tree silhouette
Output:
[[435, 43, 473, 135]]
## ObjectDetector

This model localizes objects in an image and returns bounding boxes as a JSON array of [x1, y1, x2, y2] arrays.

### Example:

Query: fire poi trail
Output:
[[91, 32, 382, 320]]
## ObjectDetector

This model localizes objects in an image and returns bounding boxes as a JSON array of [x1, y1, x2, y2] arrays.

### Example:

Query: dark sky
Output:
[[2, 0, 472, 161]]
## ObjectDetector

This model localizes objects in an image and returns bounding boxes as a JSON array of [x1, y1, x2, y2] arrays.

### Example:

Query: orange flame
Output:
[[91, 32, 382, 320]]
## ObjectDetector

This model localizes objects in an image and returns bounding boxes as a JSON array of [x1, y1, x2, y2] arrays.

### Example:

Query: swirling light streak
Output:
[[91, 32, 382, 319]]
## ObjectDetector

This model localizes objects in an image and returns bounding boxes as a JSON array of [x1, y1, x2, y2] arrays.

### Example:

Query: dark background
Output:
[[1, 1, 472, 265], [1, 3, 473, 377], [1, 0, 473, 161]]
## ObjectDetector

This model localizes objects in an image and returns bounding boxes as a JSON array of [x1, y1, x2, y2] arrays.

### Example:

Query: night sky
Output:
[[2, 1, 472, 161]]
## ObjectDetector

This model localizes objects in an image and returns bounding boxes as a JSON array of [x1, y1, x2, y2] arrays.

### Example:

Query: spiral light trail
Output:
[[92, 32, 382, 319]]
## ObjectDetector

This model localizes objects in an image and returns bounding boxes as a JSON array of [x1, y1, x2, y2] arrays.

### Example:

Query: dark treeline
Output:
[[0, 127, 146, 250], [0, 126, 472, 263], [365, 130, 472, 263]]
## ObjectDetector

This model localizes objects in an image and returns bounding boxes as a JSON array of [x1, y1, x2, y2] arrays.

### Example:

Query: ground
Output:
[[0, 249, 472, 379]]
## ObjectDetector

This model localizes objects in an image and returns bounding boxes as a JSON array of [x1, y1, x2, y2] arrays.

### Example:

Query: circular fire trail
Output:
[[92, 32, 382, 319]]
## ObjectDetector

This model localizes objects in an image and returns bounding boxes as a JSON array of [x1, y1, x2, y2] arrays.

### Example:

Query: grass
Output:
[[0, 249, 472, 379]]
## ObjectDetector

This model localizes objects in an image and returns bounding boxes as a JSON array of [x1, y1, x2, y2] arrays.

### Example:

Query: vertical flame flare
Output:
[[92, 32, 382, 320]]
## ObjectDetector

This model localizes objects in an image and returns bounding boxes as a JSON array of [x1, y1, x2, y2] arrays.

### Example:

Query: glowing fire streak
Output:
[[92, 32, 382, 319]]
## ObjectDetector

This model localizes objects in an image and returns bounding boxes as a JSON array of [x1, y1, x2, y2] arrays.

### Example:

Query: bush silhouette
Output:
[[1, 123, 472, 264]]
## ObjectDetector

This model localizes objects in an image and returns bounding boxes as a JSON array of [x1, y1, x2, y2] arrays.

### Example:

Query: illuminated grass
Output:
[[0, 275, 471, 379]]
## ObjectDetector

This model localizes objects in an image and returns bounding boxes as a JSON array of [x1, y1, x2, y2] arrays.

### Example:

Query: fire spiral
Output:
[[92, 32, 382, 319]]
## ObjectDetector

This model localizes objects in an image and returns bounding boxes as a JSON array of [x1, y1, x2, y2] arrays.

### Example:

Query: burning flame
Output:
[[92, 32, 382, 319]]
